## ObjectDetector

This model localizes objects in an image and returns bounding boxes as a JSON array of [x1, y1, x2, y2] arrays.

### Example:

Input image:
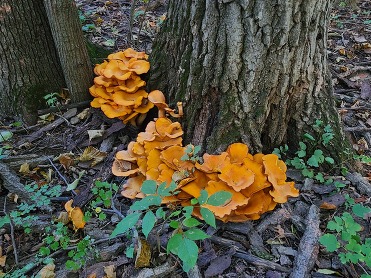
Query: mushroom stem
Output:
[[158, 109, 166, 118]]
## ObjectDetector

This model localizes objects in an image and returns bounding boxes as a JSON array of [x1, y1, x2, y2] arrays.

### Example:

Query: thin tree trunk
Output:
[[0, 0, 65, 123], [148, 0, 348, 161], [44, 0, 93, 103]]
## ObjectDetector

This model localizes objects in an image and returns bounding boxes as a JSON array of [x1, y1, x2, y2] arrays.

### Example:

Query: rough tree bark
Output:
[[148, 0, 348, 159], [0, 0, 92, 123], [44, 0, 93, 103]]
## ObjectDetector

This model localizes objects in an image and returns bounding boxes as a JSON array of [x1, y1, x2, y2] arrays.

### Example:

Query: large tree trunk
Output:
[[148, 0, 347, 160], [44, 0, 93, 103], [0, 0, 65, 123], [0, 0, 92, 123]]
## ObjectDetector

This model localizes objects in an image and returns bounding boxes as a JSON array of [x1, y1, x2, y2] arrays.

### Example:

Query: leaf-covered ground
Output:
[[0, 1, 370, 277]]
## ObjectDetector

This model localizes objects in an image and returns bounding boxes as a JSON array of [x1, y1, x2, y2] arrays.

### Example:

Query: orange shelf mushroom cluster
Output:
[[111, 91, 299, 222], [89, 48, 154, 125]]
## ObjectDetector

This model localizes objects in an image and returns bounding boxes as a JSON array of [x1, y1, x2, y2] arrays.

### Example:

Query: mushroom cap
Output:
[[101, 103, 131, 118], [112, 89, 148, 106], [94, 60, 108, 75], [117, 74, 146, 93], [128, 58, 150, 75], [148, 90, 168, 109], [195, 152, 230, 173], [218, 163, 255, 192], [103, 60, 132, 80], [123, 48, 149, 60], [89, 85, 112, 99], [121, 175, 146, 199]]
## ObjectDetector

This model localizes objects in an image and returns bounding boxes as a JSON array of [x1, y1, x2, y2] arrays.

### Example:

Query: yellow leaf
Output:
[[104, 265, 116, 278], [36, 263, 55, 278], [79, 146, 107, 166], [135, 238, 151, 268], [19, 163, 30, 174]]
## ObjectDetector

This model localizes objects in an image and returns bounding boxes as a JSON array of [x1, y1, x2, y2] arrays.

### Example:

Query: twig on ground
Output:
[[290, 205, 321, 278], [4, 198, 19, 265]]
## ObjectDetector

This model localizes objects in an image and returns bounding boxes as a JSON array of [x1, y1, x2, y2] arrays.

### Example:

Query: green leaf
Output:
[[197, 190, 208, 205], [167, 233, 182, 255], [207, 191, 232, 206], [125, 246, 134, 258], [184, 228, 210, 240], [200, 207, 216, 228], [66, 170, 85, 191], [142, 210, 156, 239], [141, 180, 157, 194], [325, 157, 334, 164], [130, 195, 162, 211], [183, 206, 193, 218], [297, 150, 306, 158], [307, 155, 319, 167], [170, 220, 180, 229], [0, 130, 13, 142], [156, 207, 166, 219], [183, 217, 201, 228], [319, 234, 339, 252], [304, 133, 315, 141], [0, 215, 10, 228], [301, 168, 314, 178], [39, 246, 51, 256], [111, 212, 141, 237], [177, 238, 199, 273], [352, 204, 371, 218], [98, 213, 107, 220], [315, 172, 324, 183], [190, 198, 198, 205]]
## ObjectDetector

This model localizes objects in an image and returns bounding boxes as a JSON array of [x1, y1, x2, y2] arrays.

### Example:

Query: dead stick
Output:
[[4, 198, 18, 265], [234, 251, 291, 273], [290, 205, 320, 278]]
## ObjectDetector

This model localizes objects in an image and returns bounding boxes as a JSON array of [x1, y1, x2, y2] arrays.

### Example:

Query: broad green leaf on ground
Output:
[[111, 212, 141, 237], [200, 207, 216, 228], [177, 237, 199, 273], [167, 233, 182, 255], [352, 204, 371, 218], [185, 228, 210, 240], [319, 234, 339, 252], [130, 195, 162, 211], [142, 210, 156, 238]]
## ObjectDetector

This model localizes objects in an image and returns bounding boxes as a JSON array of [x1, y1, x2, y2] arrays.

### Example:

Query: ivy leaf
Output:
[[141, 180, 157, 195], [142, 210, 156, 239], [167, 233, 182, 255], [184, 228, 210, 240], [183, 217, 201, 228], [111, 212, 141, 237], [177, 237, 199, 273], [319, 234, 339, 252], [200, 207, 216, 228], [207, 191, 232, 206], [352, 204, 371, 218]]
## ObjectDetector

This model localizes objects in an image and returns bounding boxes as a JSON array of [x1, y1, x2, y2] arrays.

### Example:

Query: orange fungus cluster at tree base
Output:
[[89, 48, 153, 126], [91, 49, 299, 223]]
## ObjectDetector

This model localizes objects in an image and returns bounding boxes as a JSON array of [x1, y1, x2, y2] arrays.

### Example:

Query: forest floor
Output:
[[0, 1, 371, 277]]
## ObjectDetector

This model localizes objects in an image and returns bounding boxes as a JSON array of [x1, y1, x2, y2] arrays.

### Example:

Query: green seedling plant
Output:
[[273, 120, 336, 183], [111, 179, 232, 273], [319, 199, 371, 277], [0, 183, 98, 275], [43, 92, 60, 107], [89, 180, 119, 221]]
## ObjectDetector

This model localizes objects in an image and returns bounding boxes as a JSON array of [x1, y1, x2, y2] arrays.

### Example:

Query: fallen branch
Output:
[[290, 205, 320, 278], [346, 172, 371, 197]]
